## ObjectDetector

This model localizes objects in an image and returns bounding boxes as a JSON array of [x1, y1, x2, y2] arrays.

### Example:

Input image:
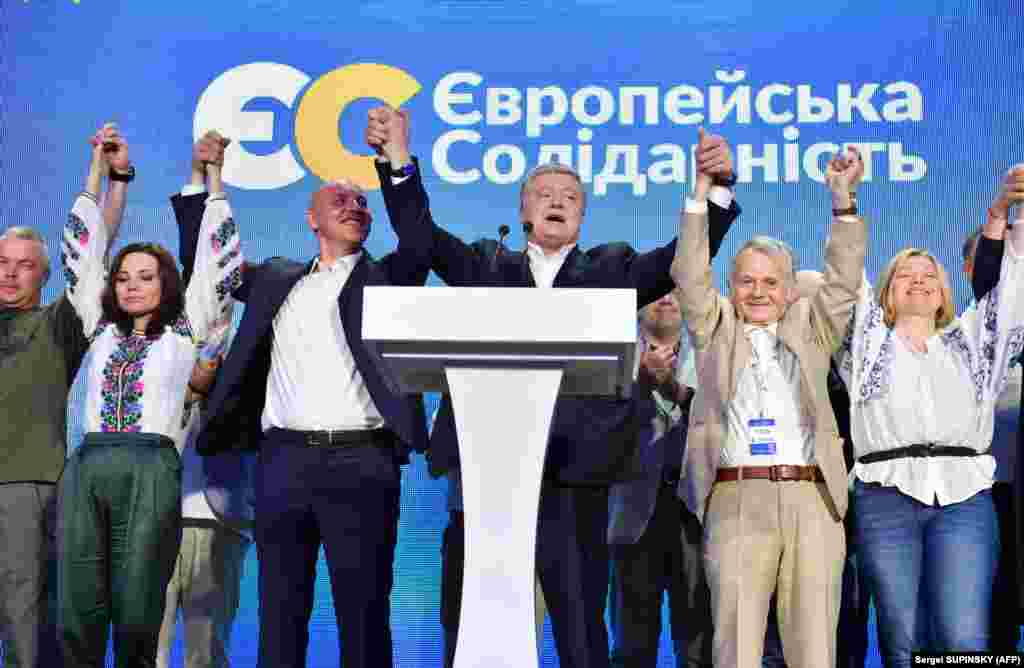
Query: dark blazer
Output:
[[381, 161, 740, 485], [184, 191, 431, 459], [607, 395, 687, 544]]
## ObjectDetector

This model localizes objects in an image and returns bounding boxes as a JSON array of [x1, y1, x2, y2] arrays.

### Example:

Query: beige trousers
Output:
[[703, 479, 844, 668], [156, 524, 250, 668]]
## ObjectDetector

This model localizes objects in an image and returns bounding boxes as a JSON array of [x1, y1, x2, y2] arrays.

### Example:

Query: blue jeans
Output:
[[852, 479, 999, 667]]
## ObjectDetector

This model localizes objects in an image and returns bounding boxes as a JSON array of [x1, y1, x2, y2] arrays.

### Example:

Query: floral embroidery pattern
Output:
[[978, 285, 1002, 391], [858, 328, 893, 403], [215, 266, 243, 302], [217, 246, 240, 270], [62, 259, 79, 292], [171, 314, 193, 339], [99, 332, 154, 432], [210, 218, 237, 253], [67, 212, 90, 246], [995, 326, 1024, 398]]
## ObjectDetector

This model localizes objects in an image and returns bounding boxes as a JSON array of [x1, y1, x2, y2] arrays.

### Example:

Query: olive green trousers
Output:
[[56, 433, 182, 668]]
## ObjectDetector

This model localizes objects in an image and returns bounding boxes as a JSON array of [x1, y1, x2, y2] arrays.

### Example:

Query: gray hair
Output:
[[519, 162, 587, 216], [730, 236, 797, 287], [0, 226, 51, 282]]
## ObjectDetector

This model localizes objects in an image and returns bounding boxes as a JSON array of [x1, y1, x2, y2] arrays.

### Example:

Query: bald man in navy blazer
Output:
[[186, 172, 429, 667]]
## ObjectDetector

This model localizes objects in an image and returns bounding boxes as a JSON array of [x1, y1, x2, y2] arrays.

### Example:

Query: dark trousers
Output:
[[254, 429, 401, 668], [0, 482, 59, 668], [536, 484, 611, 668], [837, 515, 871, 668], [440, 512, 464, 668], [609, 483, 712, 668], [992, 482, 1021, 651], [56, 433, 182, 668]]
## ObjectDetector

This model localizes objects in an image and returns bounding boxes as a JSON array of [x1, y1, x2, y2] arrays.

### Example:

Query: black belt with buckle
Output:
[[296, 428, 394, 448], [857, 443, 985, 465]]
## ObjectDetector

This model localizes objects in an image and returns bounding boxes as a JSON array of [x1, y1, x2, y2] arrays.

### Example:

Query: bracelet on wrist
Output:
[[109, 165, 135, 183], [197, 357, 219, 370], [711, 172, 737, 188]]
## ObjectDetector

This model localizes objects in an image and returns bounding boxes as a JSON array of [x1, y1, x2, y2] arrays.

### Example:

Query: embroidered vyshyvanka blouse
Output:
[[63, 191, 242, 451], [837, 241, 1024, 506]]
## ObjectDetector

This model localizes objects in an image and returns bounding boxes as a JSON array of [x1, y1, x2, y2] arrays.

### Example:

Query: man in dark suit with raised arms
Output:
[[190, 160, 430, 667], [366, 106, 740, 668]]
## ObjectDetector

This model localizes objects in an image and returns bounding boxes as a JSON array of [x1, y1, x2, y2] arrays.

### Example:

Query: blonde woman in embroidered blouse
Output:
[[838, 171, 1024, 666], [55, 130, 242, 668]]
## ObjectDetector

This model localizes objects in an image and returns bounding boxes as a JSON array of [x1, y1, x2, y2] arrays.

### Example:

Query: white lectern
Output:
[[363, 287, 636, 668]]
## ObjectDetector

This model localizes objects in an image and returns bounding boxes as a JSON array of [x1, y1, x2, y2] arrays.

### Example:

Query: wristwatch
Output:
[[109, 165, 135, 183], [712, 172, 737, 188], [389, 162, 416, 179]]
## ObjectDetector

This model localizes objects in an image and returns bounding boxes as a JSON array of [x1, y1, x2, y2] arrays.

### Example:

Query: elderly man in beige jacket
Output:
[[672, 138, 867, 668]]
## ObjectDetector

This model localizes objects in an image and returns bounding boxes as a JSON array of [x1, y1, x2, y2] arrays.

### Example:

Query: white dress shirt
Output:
[[526, 242, 575, 288], [261, 253, 384, 432], [721, 324, 814, 467]]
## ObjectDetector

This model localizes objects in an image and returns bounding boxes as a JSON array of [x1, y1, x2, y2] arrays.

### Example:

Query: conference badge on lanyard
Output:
[[748, 417, 777, 456]]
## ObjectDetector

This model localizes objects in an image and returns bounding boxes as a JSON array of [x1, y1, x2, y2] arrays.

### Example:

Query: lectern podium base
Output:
[[447, 365, 562, 668]]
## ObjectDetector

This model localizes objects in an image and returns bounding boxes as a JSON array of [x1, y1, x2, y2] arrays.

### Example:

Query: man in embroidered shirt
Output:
[[0, 124, 128, 668], [672, 145, 866, 668]]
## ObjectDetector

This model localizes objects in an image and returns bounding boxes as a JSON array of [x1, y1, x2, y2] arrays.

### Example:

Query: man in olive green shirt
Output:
[[0, 124, 129, 667]]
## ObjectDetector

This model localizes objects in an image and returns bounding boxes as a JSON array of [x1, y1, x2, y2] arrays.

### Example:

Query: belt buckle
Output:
[[769, 466, 780, 482], [307, 431, 327, 447]]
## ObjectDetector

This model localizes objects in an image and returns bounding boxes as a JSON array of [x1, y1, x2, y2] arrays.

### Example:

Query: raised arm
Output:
[[956, 164, 1024, 399], [633, 130, 739, 308], [180, 134, 242, 347], [671, 129, 732, 348], [99, 124, 132, 246], [971, 165, 1024, 301], [368, 105, 499, 287], [65, 125, 127, 336], [810, 147, 868, 353]]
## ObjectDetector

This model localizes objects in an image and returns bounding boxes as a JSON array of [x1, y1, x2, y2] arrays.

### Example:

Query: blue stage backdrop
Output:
[[2, 1, 1022, 665]]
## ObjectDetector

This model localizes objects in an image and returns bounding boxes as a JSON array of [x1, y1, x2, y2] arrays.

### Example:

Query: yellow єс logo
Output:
[[193, 62, 421, 191]]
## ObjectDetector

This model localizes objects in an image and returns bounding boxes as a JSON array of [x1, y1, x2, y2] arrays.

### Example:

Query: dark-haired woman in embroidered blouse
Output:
[[55, 130, 241, 668], [837, 175, 1024, 667]]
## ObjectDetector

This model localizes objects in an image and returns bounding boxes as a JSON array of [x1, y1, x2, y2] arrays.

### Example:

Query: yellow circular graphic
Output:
[[295, 63, 421, 190]]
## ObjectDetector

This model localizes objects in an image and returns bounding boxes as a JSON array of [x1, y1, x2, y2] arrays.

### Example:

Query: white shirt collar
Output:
[[312, 250, 362, 274], [743, 322, 779, 337], [525, 241, 576, 262]]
